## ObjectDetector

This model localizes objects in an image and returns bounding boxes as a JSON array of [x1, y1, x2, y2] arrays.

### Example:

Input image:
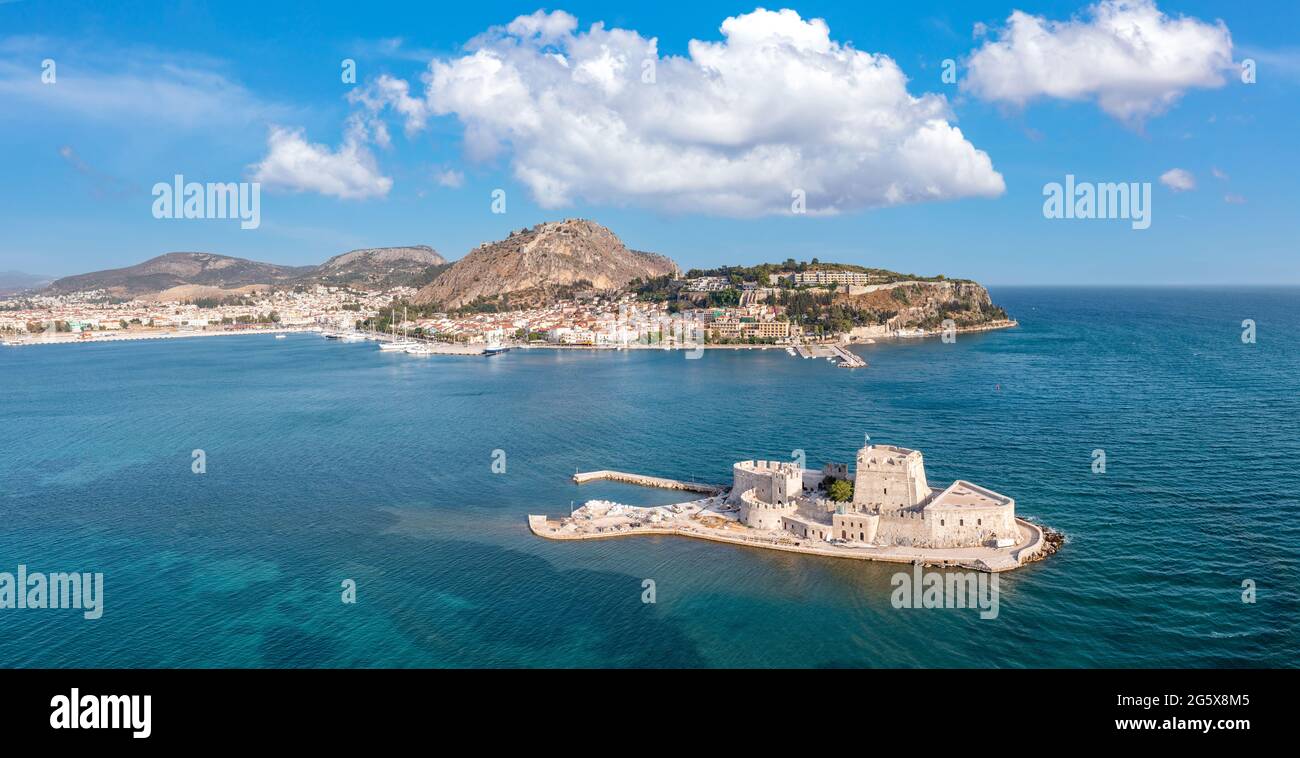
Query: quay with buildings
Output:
[[2, 269, 1013, 368], [530, 438, 1060, 572]]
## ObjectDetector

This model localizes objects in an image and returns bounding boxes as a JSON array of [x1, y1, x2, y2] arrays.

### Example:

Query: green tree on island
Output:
[[827, 478, 854, 502]]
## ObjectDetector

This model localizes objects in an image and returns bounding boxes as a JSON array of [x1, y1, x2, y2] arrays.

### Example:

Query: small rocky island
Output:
[[530, 439, 1061, 572]]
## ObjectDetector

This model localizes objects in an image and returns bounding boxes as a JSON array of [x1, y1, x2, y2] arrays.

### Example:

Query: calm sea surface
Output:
[[1, 287, 1297, 667]]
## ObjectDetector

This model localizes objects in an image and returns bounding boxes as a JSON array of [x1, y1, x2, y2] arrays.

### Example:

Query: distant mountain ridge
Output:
[[47, 253, 311, 296], [42, 221, 677, 305], [414, 219, 678, 309], [46, 247, 446, 297], [0, 270, 54, 296], [314, 246, 447, 289]]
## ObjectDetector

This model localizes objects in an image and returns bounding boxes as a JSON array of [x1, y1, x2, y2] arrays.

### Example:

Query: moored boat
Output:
[[379, 341, 418, 351]]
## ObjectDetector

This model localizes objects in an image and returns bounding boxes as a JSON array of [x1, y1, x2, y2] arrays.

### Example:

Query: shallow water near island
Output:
[[1, 286, 1297, 667]]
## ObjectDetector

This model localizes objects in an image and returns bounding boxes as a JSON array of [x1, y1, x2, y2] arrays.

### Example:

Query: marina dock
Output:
[[793, 342, 867, 368], [827, 344, 867, 368]]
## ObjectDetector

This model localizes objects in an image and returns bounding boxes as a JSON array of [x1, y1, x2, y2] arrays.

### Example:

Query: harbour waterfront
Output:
[[1, 287, 1297, 667]]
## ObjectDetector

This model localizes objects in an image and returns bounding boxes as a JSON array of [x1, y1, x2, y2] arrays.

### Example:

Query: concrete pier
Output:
[[572, 470, 724, 494], [828, 344, 867, 368], [791, 342, 867, 368]]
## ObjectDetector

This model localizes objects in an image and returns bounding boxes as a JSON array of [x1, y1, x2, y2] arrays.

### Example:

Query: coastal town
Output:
[[0, 266, 1015, 363]]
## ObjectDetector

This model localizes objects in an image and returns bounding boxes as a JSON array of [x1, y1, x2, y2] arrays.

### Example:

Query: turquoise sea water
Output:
[[1, 287, 1297, 667]]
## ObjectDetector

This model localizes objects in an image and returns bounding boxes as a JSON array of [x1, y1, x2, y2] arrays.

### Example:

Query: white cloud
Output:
[[249, 121, 392, 200], [348, 74, 428, 136], [354, 8, 1004, 216], [504, 9, 579, 43], [1224, 193, 1246, 204], [1211, 166, 1229, 181], [0, 59, 285, 130], [1237, 46, 1300, 82], [0, 36, 290, 130], [962, 0, 1234, 124], [435, 169, 464, 188], [1159, 168, 1195, 191]]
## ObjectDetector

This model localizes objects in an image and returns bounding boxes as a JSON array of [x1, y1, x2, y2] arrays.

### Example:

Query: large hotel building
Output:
[[788, 270, 883, 286]]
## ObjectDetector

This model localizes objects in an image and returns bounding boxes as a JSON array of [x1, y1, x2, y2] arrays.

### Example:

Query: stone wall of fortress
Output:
[[872, 509, 932, 546], [808, 506, 1017, 548], [926, 503, 1019, 548], [859, 502, 1018, 548], [738, 488, 799, 530]]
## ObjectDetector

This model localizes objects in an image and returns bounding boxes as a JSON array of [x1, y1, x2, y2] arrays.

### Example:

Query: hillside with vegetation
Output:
[[628, 260, 1008, 336]]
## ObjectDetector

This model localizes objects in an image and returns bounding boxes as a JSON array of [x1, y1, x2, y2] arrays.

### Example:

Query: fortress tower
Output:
[[852, 444, 931, 512], [730, 460, 803, 529], [729, 460, 802, 506], [718, 441, 1019, 549]]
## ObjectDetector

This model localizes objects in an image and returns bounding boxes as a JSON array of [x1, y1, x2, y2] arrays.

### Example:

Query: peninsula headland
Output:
[[2, 219, 1015, 355]]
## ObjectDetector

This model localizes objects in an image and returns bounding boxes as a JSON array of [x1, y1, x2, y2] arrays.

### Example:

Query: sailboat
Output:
[[404, 314, 435, 354], [380, 307, 419, 351]]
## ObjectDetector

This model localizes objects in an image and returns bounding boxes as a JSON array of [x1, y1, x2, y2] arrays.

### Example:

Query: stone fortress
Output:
[[729, 442, 1019, 549], [534, 436, 1058, 572]]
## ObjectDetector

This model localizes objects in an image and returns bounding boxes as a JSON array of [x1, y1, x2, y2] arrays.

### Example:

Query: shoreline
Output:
[[870, 318, 1019, 342], [2, 319, 1018, 351], [513, 319, 1018, 351], [1, 327, 312, 346], [529, 509, 1054, 573]]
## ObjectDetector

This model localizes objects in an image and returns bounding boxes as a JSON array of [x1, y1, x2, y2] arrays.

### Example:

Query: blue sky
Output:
[[1, 0, 1296, 284]]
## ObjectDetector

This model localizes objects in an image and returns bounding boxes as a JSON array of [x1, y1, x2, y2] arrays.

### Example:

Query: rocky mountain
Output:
[[40, 223, 672, 305], [414, 219, 678, 309], [309, 246, 447, 290], [46, 247, 447, 298], [47, 253, 312, 297]]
